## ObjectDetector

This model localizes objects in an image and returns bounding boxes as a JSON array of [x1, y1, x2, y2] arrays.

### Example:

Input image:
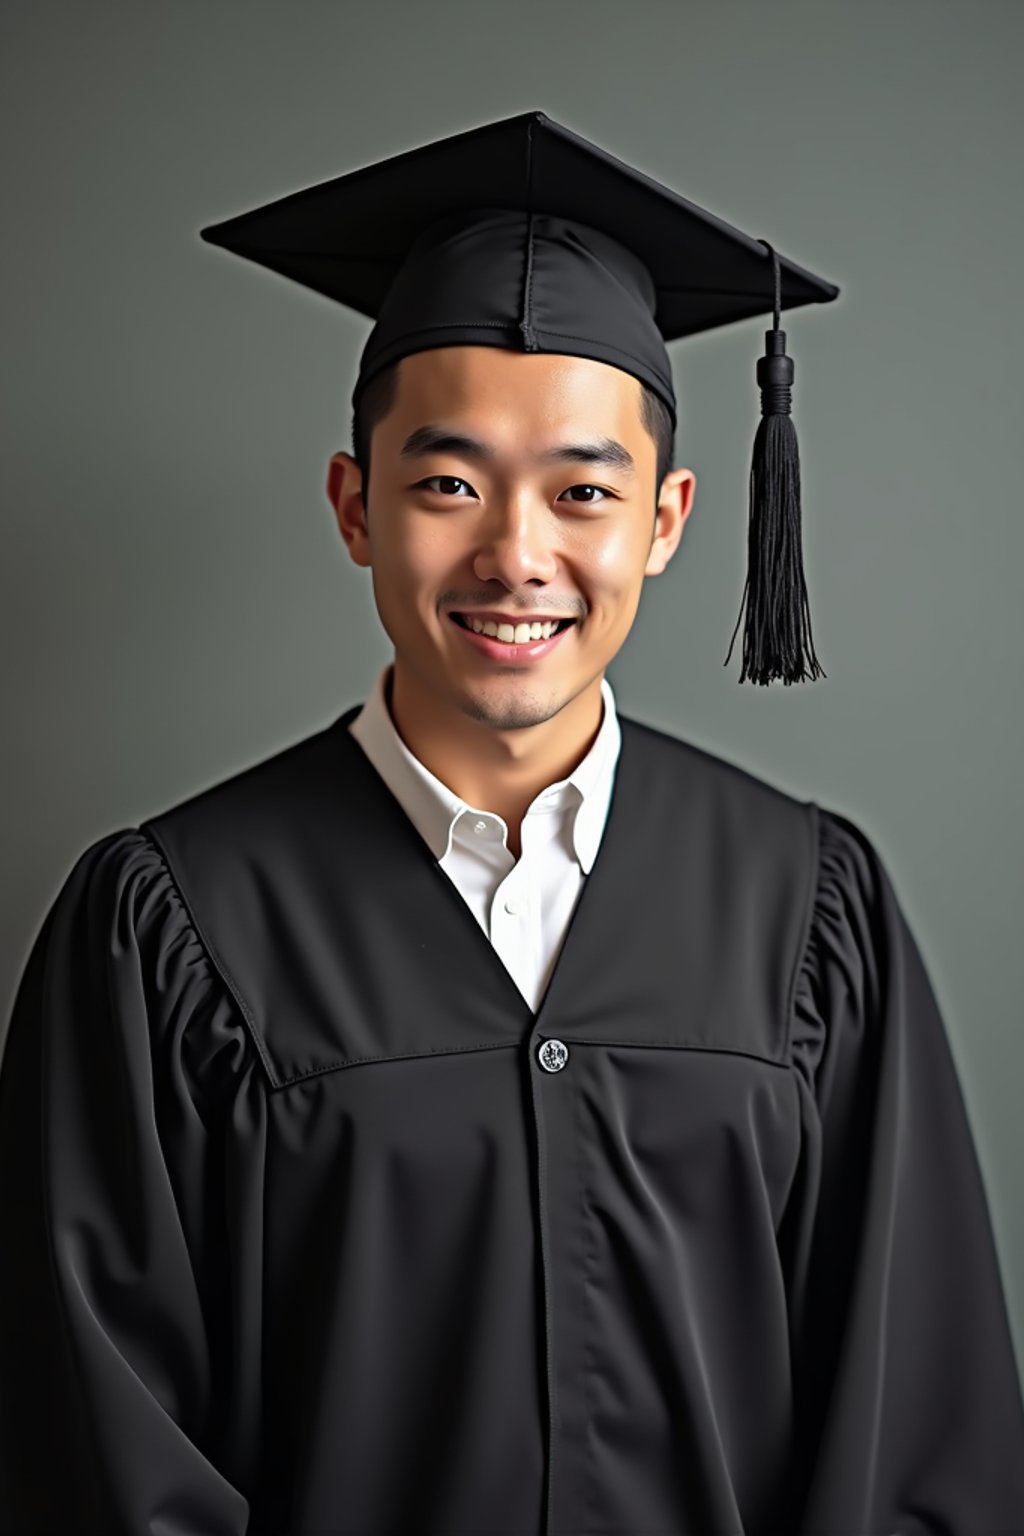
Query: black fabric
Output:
[[199, 110, 840, 432], [2, 706, 1023, 1533]]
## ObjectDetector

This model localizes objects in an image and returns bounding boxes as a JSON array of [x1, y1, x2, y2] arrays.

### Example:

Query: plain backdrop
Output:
[[3, 0, 1022, 1382]]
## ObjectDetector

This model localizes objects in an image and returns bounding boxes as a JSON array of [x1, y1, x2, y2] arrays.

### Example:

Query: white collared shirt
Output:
[[348, 663, 622, 1011]]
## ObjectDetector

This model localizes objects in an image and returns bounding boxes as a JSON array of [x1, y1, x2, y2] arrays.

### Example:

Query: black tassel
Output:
[[724, 240, 825, 685]]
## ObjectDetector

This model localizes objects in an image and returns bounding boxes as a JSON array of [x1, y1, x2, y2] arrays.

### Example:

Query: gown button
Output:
[[537, 1038, 569, 1072]]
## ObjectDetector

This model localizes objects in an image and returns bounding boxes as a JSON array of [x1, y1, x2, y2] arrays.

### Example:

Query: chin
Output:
[[460, 696, 566, 732]]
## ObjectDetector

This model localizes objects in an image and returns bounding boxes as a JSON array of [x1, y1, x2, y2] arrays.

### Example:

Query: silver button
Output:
[[473, 819, 489, 835], [537, 1038, 569, 1072]]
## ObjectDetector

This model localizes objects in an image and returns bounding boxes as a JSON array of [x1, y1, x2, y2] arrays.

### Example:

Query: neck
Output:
[[385, 659, 605, 826]]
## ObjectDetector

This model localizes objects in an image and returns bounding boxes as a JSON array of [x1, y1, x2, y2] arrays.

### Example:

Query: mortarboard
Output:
[[200, 110, 840, 685]]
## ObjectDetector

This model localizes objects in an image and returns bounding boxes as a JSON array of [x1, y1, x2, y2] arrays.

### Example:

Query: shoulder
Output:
[[621, 712, 892, 874], [790, 799, 912, 1086], [14, 825, 254, 1105], [617, 714, 905, 1012], [618, 709, 812, 815], [616, 711, 818, 889], [131, 707, 361, 929], [142, 707, 359, 842], [53, 825, 185, 946]]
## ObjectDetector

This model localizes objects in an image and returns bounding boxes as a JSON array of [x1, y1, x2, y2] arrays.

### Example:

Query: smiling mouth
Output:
[[447, 611, 578, 664], [450, 614, 577, 636]]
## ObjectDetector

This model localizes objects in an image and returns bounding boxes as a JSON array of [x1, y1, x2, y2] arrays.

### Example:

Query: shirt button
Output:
[[504, 896, 522, 915], [537, 1038, 569, 1073], [473, 819, 489, 835]]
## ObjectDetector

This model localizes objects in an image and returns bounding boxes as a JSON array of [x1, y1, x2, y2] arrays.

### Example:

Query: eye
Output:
[[417, 475, 475, 497], [415, 476, 616, 504], [559, 484, 615, 504]]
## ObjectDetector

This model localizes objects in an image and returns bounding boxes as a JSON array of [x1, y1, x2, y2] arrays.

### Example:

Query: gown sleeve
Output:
[[0, 829, 261, 1535], [783, 804, 1024, 1531]]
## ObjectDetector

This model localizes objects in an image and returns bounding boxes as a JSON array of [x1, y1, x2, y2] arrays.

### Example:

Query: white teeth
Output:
[[464, 617, 563, 642]]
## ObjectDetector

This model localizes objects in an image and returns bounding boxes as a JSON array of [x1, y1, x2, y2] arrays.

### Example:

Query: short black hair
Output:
[[350, 357, 674, 522]]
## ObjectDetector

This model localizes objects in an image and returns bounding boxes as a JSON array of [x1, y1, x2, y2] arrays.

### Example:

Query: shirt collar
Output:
[[348, 661, 622, 873]]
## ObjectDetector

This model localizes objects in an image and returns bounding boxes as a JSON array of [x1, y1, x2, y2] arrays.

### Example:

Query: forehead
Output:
[[389, 345, 646, 436]]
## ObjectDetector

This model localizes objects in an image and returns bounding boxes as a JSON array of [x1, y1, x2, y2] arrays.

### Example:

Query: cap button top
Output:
[[537, 1038, 569, 1073]]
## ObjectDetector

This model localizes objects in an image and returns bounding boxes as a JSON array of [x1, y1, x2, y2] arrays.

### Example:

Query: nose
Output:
[[471, 497, 560, 589]]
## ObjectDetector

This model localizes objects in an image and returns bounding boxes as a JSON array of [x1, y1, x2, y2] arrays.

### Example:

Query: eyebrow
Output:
[[398, 425, 637, 479]]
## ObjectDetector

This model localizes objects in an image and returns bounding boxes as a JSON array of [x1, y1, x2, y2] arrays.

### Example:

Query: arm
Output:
[[0, 831, 251, 1534], [780, 807, 1024, 1531]]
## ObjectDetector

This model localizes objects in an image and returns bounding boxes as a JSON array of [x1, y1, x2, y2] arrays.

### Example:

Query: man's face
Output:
[[329, 345, 694, 736]]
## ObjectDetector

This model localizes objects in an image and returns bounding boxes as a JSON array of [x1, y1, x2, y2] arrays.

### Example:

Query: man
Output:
[[3, 110, 1024, 1534], [331, 341, 695, 866]]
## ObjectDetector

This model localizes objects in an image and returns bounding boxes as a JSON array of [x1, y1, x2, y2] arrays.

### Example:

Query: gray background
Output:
[[3, 0, 1022, 1380]]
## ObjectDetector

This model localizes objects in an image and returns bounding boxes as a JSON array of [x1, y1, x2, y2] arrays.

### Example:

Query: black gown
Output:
[[2, 702, 1023, 1535]]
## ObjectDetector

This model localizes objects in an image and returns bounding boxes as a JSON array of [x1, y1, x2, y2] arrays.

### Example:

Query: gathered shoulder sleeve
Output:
[[781, 804, 1024, 1532], [0, 829, 263, 1534]]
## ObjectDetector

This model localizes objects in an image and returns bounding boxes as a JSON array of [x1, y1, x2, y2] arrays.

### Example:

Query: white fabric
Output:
[[348, 663, 622, 1011]]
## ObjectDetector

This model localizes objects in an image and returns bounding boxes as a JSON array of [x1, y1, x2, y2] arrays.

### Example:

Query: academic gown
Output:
[[2, 702, 1023, 1536]]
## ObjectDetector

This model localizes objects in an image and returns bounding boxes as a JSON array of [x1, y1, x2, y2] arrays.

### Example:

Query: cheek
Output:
[[370, 534, 452, 638], [372, 527, 440, 593], [584, 524, 645, 585], [388, 521, 457, 581]]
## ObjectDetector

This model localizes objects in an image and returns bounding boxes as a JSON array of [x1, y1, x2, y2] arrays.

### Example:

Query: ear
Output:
[[327, 451, 372, 569], [645, 467, 696, 577]]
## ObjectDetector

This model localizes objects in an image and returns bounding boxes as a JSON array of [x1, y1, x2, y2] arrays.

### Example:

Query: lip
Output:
[[448, 612, 575, 665]]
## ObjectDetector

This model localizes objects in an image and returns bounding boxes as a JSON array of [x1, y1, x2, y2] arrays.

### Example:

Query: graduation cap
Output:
[[200, 110, 840, 685]]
